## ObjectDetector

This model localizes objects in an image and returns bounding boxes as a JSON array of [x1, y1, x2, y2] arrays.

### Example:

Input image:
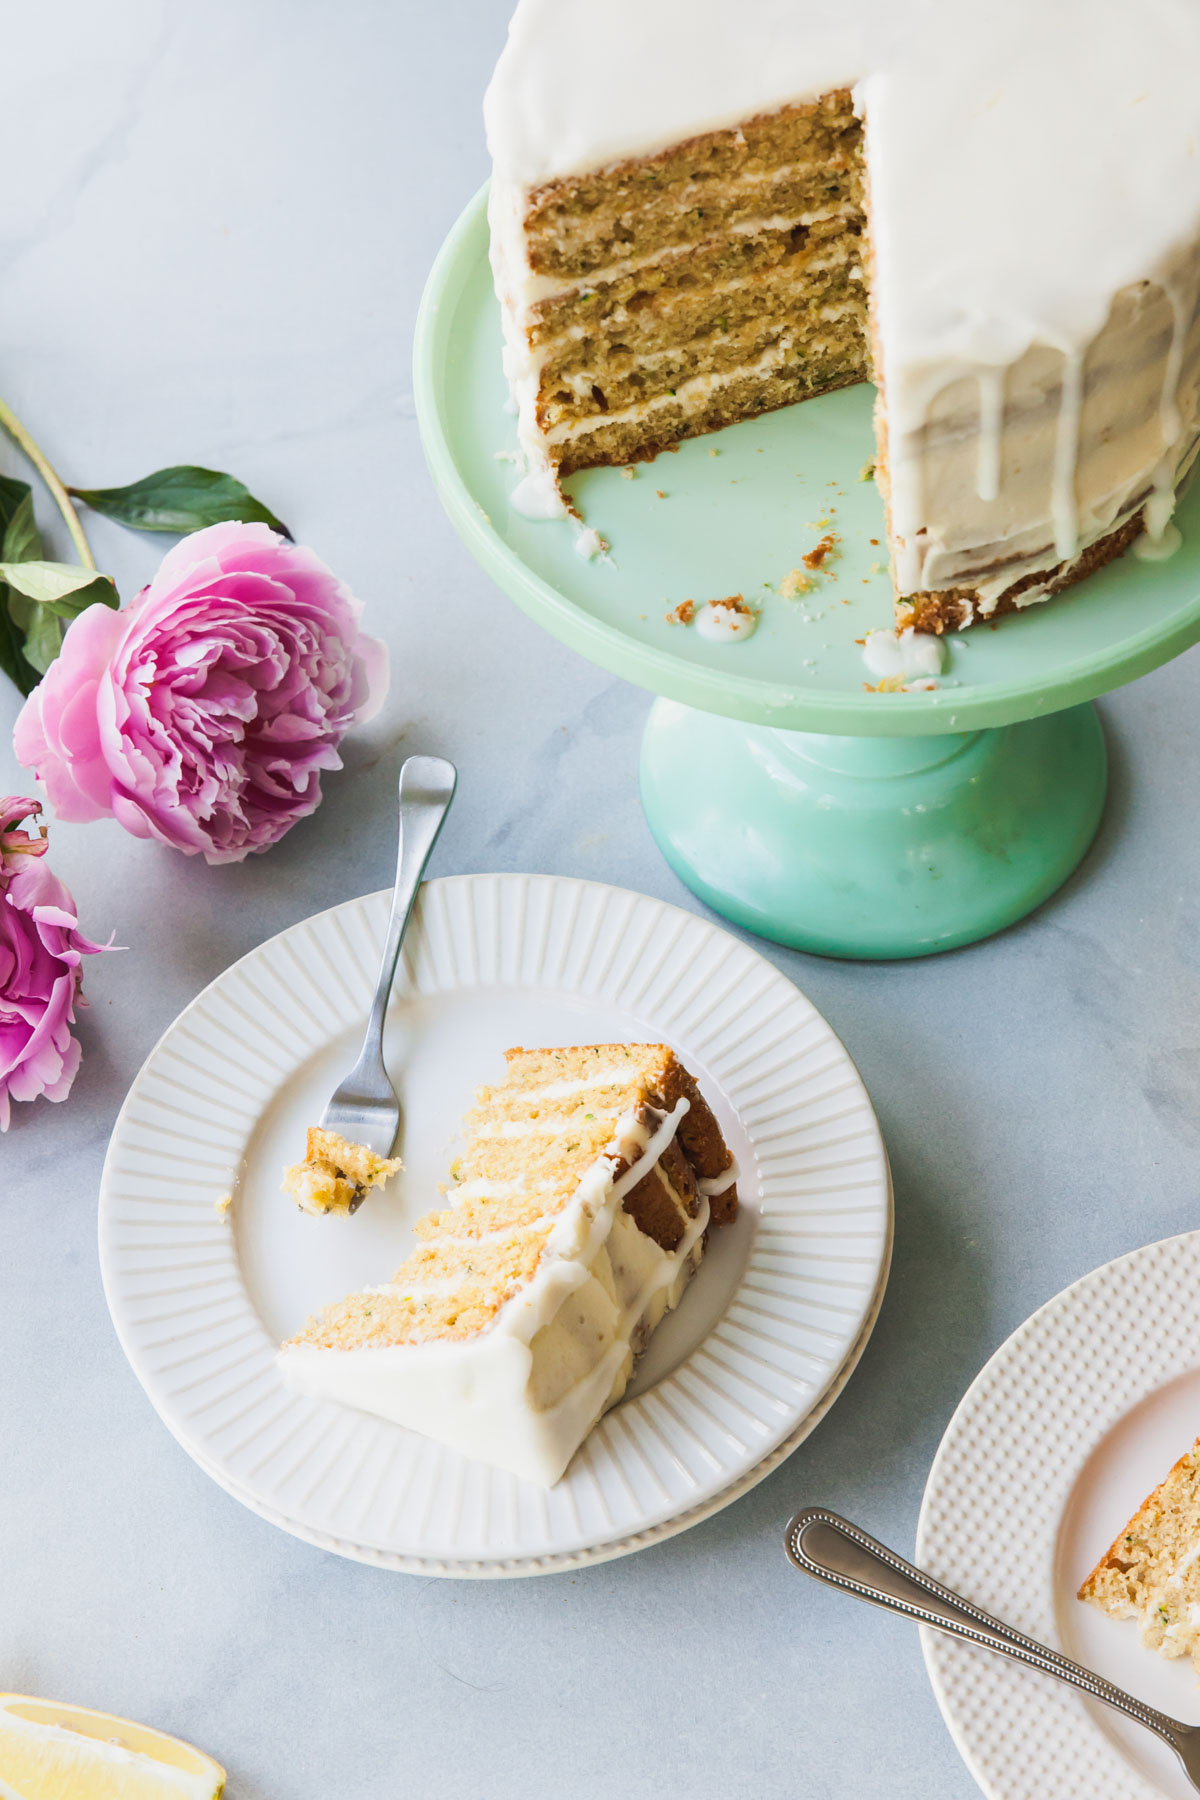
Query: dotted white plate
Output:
[[100, 874, 891, 1576], [919, 1230, 1200, 1800]]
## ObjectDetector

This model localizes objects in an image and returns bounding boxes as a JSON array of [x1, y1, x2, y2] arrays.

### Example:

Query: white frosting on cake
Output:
[[485, 0, 874, 187], [485, 0, 1200, 614], [278, 1099, 709, 1487]]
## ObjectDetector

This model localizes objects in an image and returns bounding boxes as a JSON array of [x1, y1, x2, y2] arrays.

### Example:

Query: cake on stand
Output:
[[416, 191, 1200, 960]]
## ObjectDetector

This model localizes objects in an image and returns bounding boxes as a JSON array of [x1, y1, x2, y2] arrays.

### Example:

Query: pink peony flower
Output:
[[13, 521, 388, 865], [0, 796, 111, 1130]]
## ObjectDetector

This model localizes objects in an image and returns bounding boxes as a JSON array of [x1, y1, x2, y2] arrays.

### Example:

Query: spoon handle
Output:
[[786, 1508, 1189, 1755]]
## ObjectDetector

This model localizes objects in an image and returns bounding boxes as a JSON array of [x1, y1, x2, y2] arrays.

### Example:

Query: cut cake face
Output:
[[279, 1044, 738, 1486], [1079, 1437, 1200, 1670]]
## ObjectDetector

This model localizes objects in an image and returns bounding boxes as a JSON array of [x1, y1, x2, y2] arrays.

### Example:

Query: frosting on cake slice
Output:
[[278, 1044, 738, 1486], [1079, 1436, 1200, 1669]]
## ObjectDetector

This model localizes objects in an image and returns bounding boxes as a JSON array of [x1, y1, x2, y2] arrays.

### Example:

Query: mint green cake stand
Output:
[[415, 188, 1200, 959]]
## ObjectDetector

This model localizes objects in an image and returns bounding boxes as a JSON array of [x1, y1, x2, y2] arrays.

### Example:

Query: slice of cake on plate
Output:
[[278, 1043, 738, 1486], [1079, 1436, 1200, 1669], [485, 0, 1200, 630]]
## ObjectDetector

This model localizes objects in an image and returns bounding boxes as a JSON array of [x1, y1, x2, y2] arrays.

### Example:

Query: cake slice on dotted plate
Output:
[[1079, 1436, 1200, 1669]]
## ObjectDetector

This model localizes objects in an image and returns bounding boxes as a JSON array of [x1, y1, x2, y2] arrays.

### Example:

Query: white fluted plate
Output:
[[918, 1230, 1200, 1799], [100, 874, 891, 1576]]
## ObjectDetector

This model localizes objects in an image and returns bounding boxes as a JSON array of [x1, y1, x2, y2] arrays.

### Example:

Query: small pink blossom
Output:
[[0, 796, 111, 1130], [13, 521, 388, 865]]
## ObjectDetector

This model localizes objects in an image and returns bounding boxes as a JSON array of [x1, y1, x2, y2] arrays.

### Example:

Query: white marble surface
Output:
[[2, 5, 1199, 1796]]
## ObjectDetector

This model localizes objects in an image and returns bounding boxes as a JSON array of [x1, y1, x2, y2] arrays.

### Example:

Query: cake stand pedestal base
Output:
[[639, 698, 1107, 959]]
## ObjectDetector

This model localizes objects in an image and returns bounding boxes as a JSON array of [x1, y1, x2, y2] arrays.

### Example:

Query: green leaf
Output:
[[0, 473, 32, 539], [0, 556, 116, 692], [1, 490, 43, 565], [0, 587, 38, 695], [0, 560, 119, 612], [0, 484, 120, 694], [69, 465, 291, 539], [6, 584, 33, 633], [16, 602, 64, 675]]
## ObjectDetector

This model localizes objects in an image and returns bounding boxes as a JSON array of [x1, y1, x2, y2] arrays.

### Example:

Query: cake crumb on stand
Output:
[[802, 531, 840, 571]]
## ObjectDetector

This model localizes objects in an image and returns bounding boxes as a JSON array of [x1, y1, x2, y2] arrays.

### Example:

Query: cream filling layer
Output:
[[278, 1099, 709, 1488], [541, 238, 860, 366], [697, 1155, 740, 1198], [504, 200, 861, 312], [542, 277, 862, 400], [485, 1065, 650, 1103], [540, 328, 856, 448]]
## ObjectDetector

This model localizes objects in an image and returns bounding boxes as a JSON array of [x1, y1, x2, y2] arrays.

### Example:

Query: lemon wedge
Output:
[[0, 1693, 224, 1799]]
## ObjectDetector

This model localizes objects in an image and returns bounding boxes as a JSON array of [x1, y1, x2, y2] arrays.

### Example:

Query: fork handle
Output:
[[785, 1509, 1190, 1756], [360, 755, 457, 1055]]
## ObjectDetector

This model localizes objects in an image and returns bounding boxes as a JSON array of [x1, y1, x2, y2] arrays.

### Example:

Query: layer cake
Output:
[[279, 1044, 738, 1486], [486, 0, 1200, 630]]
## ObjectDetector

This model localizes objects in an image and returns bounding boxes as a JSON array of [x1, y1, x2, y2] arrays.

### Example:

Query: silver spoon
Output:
[[786, 1507, 1200, 1792], [318, 754, 457, 1205]]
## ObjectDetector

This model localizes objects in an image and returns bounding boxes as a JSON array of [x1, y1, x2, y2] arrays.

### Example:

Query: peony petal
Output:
[[350, 634, 389, 724], [11, 601, 128, 824], [0, 831, 112, 1127]]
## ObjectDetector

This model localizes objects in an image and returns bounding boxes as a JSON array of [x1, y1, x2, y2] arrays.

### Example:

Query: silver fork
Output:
[[786, 1507, 1200, 1792], [318, 754, 457, 1205]]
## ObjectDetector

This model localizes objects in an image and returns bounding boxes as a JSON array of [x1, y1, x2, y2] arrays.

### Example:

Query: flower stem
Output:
[[0, 397, 96, 570]]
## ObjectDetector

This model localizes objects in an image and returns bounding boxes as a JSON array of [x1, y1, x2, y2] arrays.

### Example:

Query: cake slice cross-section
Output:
[[1079, 1436, 1200, 1670], [278, 1043, 739, 1486]]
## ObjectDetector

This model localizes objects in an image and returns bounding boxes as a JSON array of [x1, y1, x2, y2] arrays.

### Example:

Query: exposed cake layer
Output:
[[530, 214, 859, 363], [537, 262, 863, 435], [522, 94, 861, 281], [490, 97, 868, 497], [279, 1045, 738, 1484], [1080, 1438, 1200, 1671], [533, 221, 869, 467]]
